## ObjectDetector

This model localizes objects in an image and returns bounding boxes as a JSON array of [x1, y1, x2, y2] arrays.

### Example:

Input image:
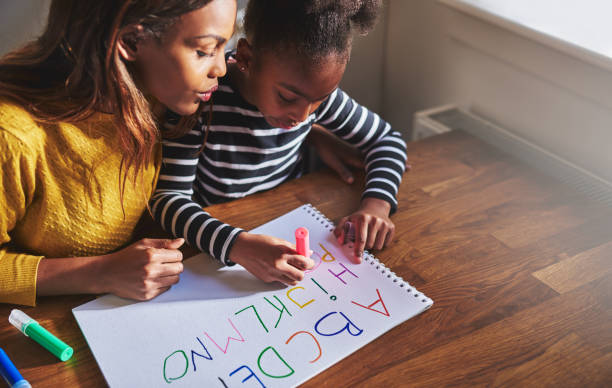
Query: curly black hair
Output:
[[243, 0, 382, 63]]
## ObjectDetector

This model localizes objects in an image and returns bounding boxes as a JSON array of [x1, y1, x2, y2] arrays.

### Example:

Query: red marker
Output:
[[295, 227, 310, 257]]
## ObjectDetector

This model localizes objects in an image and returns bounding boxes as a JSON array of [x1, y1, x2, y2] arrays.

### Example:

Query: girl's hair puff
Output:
[[244, 0, 382, 64]]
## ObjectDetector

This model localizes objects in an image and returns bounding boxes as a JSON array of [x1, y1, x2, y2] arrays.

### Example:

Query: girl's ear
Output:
[[235, 38, 253, 72], [117, 24, 146, 62]]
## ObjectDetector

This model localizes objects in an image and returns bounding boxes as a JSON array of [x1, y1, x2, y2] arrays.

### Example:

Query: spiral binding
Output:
[[302, 204, 433, 307]]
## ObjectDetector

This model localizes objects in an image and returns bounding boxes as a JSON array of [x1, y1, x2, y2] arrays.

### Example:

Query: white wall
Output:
[[339, 4, 387, 116], [381, 0, 612, 183], [0, 0, 50, 55]]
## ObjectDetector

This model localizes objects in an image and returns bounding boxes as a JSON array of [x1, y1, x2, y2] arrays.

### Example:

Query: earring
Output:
[[59, 38, 75, 63], [239, 66, 246, 72]]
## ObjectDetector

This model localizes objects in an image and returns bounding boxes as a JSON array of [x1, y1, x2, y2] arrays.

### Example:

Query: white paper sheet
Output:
[[73, 205, 433, 387]]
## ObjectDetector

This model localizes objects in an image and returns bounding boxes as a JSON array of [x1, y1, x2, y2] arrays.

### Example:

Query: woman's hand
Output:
[[36, 238, 185, 301], [99, 238, 185, 300], [333, 198, 395, 263], [229, 233, 314, 286]]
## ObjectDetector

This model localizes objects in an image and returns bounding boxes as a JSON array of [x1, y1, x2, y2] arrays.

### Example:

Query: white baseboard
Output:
[[413, 105, 612, 207]]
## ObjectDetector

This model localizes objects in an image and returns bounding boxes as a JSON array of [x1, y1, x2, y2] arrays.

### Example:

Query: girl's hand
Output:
[[229, 233, 315, 285], [99, 238, 185, 300], [333, 198, 395, 263], [307, 124, 363, 184]]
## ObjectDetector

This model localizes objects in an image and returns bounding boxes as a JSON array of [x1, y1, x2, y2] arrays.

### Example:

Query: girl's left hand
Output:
[[333, 197, 395, 263], [307, 124, 363, 184]]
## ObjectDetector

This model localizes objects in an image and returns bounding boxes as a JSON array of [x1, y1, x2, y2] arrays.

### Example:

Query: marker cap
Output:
[[295, 227, 310, 257], [8, 310, 32, 335]]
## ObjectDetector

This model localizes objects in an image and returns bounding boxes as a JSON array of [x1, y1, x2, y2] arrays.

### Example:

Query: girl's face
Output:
[[238, 42, 347, 129], [131, 0, 236, 115]]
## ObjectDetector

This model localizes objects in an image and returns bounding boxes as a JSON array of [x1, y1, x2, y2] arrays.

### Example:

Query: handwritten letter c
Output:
[[285, 331, 322, 363]]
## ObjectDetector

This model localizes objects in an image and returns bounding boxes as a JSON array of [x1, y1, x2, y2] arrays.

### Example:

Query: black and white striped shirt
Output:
[[151, 75, 408, 265]]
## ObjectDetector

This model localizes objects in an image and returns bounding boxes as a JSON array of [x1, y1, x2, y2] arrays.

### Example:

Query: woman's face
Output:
[[133, 0, 236, 115]]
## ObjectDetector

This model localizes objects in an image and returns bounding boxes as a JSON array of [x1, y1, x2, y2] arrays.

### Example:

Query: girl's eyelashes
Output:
[[278, 92, 297, 103]]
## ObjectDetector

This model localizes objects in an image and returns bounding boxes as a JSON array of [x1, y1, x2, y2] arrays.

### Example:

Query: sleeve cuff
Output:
[[361, 192, 398, 215], [0, 252, 43, 306], [221, 229, 245, 266]]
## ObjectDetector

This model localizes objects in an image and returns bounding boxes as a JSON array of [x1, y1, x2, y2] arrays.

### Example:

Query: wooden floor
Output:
[[1, 130, 610, 387]]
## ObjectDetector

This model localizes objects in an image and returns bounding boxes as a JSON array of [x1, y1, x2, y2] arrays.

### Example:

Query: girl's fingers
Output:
[[279, 261, 305, 283], [384, 224, 395, 248], [280, 274, 299, 286], [336, 227, 345, 245], [287, 255, 314, 270], [374, 226, 388, 250], [326, 152, 355, 183], [334, 216, 348, 240], [366, 219, 380, 249], [354, 219, 368, 262]]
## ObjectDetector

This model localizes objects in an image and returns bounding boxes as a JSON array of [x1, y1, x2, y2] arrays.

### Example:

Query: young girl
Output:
[[152, 0, 407, 285], [0, 0, 237, 306]]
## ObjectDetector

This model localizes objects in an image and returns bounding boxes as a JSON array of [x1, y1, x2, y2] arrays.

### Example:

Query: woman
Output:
[[0, 0, 237, 305]]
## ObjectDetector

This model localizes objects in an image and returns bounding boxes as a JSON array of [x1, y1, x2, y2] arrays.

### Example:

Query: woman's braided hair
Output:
[[244, 0, 382, 63]]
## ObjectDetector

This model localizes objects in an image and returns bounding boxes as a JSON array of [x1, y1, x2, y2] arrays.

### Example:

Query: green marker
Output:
[[9, 309, 73, 362]]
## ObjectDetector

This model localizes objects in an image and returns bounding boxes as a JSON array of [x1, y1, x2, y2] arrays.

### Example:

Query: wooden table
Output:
[[1, 130, 611, 387]]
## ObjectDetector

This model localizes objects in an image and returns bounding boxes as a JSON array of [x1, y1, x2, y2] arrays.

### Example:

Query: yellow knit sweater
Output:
[[0, 100, 160, 306]]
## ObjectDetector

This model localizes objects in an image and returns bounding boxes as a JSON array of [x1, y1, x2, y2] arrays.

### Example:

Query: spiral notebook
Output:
[[73, 204, 433, 387]]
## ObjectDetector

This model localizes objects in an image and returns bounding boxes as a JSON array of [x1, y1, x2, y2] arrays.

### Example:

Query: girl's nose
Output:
[[290, 103, 313, 123]]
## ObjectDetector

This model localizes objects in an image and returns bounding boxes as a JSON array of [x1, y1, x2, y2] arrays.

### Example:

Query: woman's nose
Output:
[[208, 53, 227, 79]]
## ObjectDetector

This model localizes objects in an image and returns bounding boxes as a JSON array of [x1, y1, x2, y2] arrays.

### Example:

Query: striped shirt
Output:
[[152, 74, 408, 265]]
